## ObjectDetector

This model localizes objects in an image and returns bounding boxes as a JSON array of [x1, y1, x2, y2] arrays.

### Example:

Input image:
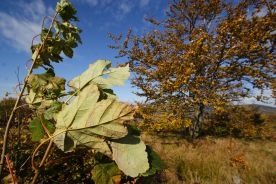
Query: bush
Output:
[[0, 97, 32, 127], [204, 105, 266, 138]]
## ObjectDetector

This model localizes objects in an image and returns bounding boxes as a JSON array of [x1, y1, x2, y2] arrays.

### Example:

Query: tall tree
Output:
[[111, 0, 275, 137]]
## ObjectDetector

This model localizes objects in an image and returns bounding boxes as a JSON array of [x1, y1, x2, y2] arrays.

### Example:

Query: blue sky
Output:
[[0, 0, 167, 103], [0, 0, 274, 106]]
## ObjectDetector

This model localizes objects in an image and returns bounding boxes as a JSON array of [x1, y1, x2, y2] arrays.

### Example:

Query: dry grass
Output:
[[141, 133, 276, 184], [0, 127, 275, 183]]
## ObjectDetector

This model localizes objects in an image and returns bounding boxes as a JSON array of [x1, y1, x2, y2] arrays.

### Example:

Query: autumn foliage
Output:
[[204, 105, 267, 138], [111, 0, 275, 137]]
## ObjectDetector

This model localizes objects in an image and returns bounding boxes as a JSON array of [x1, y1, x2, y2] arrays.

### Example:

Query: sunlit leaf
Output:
[[53, 84, 133, 152], [111, 135, 149, 177], [44, 101, 63, 120], [69, 60, 129, 90]]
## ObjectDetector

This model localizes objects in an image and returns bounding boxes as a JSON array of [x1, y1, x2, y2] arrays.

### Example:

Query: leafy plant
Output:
[[92, 162, 121, 184], [204, 105, 267, 138], [0, 0, 163, 183]]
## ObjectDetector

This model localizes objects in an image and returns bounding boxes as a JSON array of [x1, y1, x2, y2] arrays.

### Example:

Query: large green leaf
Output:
[[53, 84, 133, 152], [82, 122, 128, 138], [111, 135, 149, 177], [44, 101, 63, 120], [142, 146, 165, 176], [92, 162, 121, 184], [53, 131, 74, 152], [69, 60, 129, 90], [68, 131, 112, 156], [55, 84, 100, 129], [50, 60, 149, 178], [29, 117, 55, 142]]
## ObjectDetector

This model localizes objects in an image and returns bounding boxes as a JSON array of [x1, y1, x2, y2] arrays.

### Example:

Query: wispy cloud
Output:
[[119, 3, 132, 14], [0, 0, 53, 52], [77, 0, 145, 21], [79, 0, 98, 6], [77, 0, 112, 7], [243, 88, 275, 106], [140, 0, 150, 7]]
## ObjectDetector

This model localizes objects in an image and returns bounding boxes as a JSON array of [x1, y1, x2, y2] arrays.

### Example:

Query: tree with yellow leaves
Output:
[[111, 0, 275, 137]]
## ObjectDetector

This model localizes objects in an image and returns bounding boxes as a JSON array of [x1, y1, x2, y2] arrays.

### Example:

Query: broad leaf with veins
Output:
[[111, 135, 149, 177], [29, 59, 154, 177], [69, 59, 129, 90]]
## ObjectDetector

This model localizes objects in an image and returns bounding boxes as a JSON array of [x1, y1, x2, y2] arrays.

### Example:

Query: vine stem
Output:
[[30, 128, 67, 183], [31, 140, 53, 184], [0, 12, 58, 178]]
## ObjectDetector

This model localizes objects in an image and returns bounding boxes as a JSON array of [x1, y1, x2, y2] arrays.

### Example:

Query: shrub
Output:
[[204, 105, 266, 138]]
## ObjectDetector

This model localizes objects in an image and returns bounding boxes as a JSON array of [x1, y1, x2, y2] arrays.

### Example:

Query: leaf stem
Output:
[[39, 114, 51, 137], [31, 129, 67, 170]]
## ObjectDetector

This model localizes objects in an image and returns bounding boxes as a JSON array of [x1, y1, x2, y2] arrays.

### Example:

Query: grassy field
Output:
[[0, 132, 275, 183], [0, 113, 275, 183], [141, 133, 276, 184]]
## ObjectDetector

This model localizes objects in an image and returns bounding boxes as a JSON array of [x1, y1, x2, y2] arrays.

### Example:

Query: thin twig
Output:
[[0, 12, 58, 178], [5, 155, 17, 184], [44, 154, 77, 167], [19, 156, 30, 171], [15, 66, 22, 92], [31, 129, 67, 170], [39, 114, 51, 137]]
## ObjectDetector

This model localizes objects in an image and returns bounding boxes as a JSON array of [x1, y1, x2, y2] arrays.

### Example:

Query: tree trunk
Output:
[[189, 103, 204, 138]]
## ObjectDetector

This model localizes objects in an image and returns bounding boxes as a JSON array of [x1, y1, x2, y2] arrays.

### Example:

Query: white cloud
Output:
[[119, 3, 132, 14], [80, 0, 98, 7], [77, 0, 137, 20], [77, 0, 113, 7], [0, 0, 53, 52], [140, 0, 150, 7], [243, 88, 275, 106], [0, 13, 40, 52]]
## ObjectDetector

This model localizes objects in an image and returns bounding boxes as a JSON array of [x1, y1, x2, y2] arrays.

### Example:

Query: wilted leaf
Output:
[[25, 89, 43, 105], [111, 135, 149, 177], [2, 174, 15, 184], [112, 175, 121, 184]]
